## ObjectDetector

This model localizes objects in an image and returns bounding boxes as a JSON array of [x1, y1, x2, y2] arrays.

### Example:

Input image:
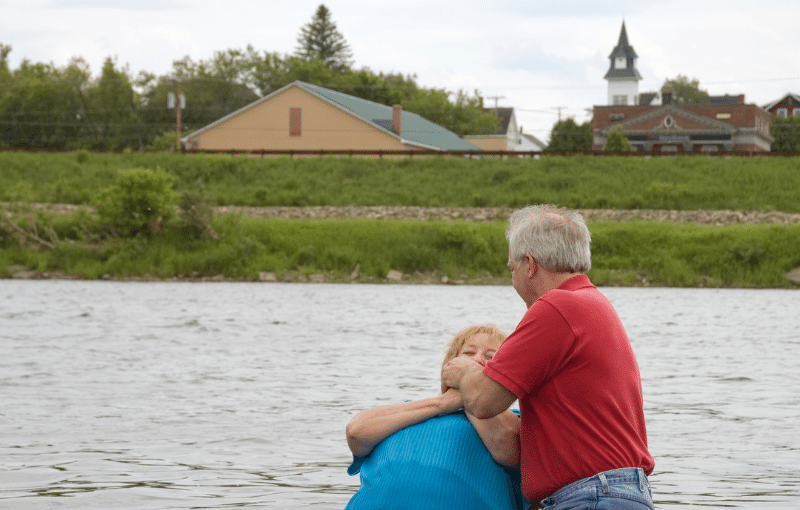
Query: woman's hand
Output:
[[438, 387, 463, 415]]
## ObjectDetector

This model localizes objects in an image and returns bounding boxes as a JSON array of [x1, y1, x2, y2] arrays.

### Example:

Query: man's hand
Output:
[[441, 356, 483, 390]]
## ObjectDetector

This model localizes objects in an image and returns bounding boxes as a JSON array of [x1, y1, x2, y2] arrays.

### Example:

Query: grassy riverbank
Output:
[[2, 151, 800, 212], [2, 152, 800, 287], [3, 213, 800, 288]]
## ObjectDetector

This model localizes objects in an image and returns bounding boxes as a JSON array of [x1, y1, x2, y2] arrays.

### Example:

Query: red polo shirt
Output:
[[484, 275, 654, 502]]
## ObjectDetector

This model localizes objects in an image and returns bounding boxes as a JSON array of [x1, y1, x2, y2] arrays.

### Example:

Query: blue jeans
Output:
[[537, 467, 654, 510]]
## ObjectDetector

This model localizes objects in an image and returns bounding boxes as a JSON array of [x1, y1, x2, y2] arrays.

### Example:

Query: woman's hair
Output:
[[441, 324, 508, 370], [505, 204, 592, 273]]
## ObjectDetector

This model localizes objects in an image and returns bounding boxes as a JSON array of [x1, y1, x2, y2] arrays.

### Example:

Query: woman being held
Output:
[[345, 325, 526, 510]]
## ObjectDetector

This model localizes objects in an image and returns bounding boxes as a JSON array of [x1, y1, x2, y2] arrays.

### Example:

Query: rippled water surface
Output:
[[1, 281, 799, 508]]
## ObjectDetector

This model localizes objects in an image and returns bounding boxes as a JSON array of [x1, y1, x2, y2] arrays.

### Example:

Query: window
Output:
[[660, 145, 678, 153], [610, 113, 625, 121], [794, 108, 800, 117], [776, 108, 788, 118], [615, 57, 626, 69], [700, 145, 719, 153], [289, 107, 302, 136], [613, 95, 628, 105]]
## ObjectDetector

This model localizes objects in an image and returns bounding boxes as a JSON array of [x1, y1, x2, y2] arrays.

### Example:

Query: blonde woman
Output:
[[345, 325, 525, 510]]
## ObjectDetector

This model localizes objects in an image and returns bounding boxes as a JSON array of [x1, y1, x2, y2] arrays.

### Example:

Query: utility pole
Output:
[[175, 80, 182, 152], [551, 106, 567, 121], [486, 95, 505, 109]]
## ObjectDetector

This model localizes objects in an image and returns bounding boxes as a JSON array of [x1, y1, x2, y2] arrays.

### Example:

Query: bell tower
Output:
[[604, 22, 642, 106]]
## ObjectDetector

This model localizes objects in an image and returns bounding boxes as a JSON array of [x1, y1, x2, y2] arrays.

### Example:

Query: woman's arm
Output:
[[346, 389, 462, 457], [465, 410, 521, 468]]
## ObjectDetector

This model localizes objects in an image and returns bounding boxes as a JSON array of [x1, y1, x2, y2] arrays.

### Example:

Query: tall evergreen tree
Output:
[[86, 58, 138, 149], [295, 4, 353, 72]]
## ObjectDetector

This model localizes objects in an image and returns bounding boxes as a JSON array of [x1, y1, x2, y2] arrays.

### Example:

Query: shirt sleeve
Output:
[[347, 454, 367, 476], [484, 298, 575, 397]]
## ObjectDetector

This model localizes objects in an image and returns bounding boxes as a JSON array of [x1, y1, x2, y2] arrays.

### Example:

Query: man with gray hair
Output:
[[442, 205, 655, 510]]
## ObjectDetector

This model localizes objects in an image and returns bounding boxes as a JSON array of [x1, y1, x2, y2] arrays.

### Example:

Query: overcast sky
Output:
[[3, 0, 798, 141]]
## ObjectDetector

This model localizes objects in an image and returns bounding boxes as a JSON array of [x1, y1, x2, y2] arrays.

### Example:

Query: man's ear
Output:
[[525, 254, 537, 278]]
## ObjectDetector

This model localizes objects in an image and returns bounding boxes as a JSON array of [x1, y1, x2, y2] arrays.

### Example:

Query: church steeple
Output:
[[604, 21, 642, 105]]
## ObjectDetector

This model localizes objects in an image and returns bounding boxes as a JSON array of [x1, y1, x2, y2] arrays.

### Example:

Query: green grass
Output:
[[3, 212, 799, 288], [2, 151, 800, 212]]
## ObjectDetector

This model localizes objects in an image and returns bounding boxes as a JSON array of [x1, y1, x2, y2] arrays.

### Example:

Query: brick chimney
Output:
[[392, 105, 402, 134], [662, 87, 673, 105]]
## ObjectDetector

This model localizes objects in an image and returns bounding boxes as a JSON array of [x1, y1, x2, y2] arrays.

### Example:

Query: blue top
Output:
[[345, 410, 527, 510]]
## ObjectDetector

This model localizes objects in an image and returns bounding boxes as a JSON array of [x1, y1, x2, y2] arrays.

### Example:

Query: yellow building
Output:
[[183, 81, 480, 153]]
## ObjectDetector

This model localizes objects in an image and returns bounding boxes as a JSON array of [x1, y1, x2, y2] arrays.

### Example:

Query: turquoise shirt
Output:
[[345, 410, 526, 510]]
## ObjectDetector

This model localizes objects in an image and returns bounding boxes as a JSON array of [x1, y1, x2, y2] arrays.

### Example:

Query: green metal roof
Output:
[[296, 81, 481, 152]]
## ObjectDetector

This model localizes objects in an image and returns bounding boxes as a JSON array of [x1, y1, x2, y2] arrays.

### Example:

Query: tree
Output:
[[770, 116, 800, 153], [136, 51, 259, 146], [662, 75, 709, 104], [85, 57, 138, 149], [295, 4, 353, 72], [0, 57, 92, 148], [402, 88, 499, 136], [603, 125, 632, 152], [0, 43, 11, 79], [546, 118, 592, 152]]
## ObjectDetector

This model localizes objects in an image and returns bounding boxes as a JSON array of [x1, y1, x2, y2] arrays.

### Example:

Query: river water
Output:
[[1, 281, 798, 509]]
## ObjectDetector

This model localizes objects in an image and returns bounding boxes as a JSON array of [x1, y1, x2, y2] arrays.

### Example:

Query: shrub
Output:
[[178, 183, 217, 239], [93, 167, 178, 238], [603, 125, 632, 152]]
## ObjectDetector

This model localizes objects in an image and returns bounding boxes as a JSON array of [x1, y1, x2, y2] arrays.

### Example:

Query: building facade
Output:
[[593, 92, 772, 153], [763, 93, 800, 118], [182, 81, 480, 153]]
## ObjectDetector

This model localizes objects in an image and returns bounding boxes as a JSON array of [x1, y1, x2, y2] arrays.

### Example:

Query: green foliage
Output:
[[603, 125, 632, 152], [147, 130, 181, 151], [0, 57, 92, 148], [402, 88, 500, 136], [93, 167, 178, 237], [4, 152, 800, 213], [3, 210, 800, 288], [546, 118, 592, 152], [589, 222, 800, 288], [662, 75, 710, 104], [294, 4, 353, 72], [177, 183, 217, 239], [85, 57, 138, 150], [770, 116, 800, 153]]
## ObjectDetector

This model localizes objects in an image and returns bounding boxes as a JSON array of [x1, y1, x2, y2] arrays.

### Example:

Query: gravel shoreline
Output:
[[213, 206, 800, 225], [13, 203, 800, 225]]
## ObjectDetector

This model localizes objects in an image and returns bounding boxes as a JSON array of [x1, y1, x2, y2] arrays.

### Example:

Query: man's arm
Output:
[[465, 410, 520, 468], [442, 357, 518, 419]]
